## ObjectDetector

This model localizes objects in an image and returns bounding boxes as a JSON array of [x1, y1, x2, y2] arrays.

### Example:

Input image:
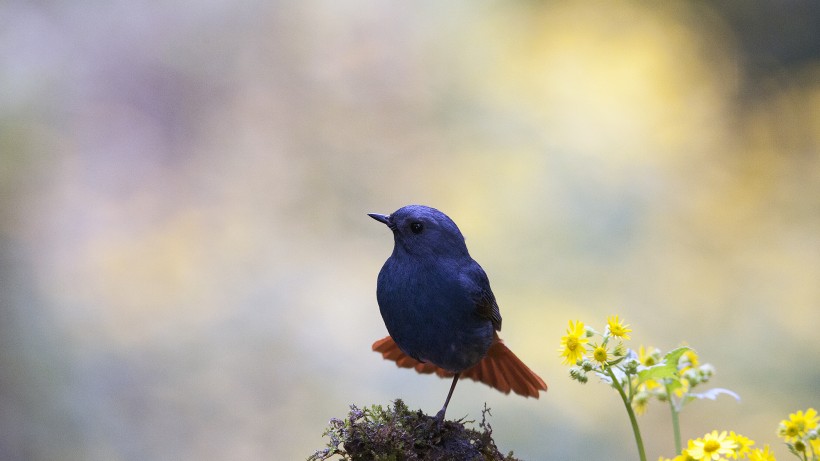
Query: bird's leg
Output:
[[435, 372, 461, 422]]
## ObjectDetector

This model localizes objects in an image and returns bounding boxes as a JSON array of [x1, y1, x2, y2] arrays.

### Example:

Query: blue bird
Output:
[[368, 205, 547, 420]]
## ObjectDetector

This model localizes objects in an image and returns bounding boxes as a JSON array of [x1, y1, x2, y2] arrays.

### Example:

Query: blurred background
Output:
[[2, 1, 819, 459]]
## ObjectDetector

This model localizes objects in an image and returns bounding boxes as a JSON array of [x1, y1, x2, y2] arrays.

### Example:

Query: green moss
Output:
[[308, 399, 521, 461]]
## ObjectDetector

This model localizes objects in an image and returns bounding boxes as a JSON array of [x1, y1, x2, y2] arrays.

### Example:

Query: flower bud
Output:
[[699, 364, 715, 380], [683, 369, 700, 385]]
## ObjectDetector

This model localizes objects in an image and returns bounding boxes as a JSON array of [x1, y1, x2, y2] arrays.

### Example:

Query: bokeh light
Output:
[[2, 1, 818, 460]]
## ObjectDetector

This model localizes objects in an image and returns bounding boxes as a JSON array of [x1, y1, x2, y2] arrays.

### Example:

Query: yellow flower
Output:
[[633, 392, 650, 415], [810, 438, 820, 457], [674, 376, 691, 398], [633, 345, 662, 392], [778, 408, 818, 441], [726, 432, 754, 459], [659, 455, 694, 461], [591, 342, 610, 366], [559, 320, 588, 365], [687, 430, 736, 461], [679, 349, 699, 373], [747, 445, 776, 461], [638, 345, 660, 367], [794, 408, 817, 431], [778, 420, 800, 440], [607, 315, 632, 340]]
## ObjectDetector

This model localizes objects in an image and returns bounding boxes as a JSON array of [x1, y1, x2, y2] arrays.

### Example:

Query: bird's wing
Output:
[[372, 335, 547, 398], [463, 264, 502, 331], [476, 288, 502, 332]]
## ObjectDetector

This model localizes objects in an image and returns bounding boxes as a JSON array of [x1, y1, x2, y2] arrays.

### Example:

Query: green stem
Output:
[[665, 382, 682, 455], [607, 367, 647, 461]]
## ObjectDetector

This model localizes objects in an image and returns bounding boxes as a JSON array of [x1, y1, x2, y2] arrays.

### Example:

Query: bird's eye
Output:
[[410, 222, 424, 234]]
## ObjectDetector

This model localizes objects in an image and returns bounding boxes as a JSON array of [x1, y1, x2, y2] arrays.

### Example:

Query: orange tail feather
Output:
[[371, 335, 547, 398]]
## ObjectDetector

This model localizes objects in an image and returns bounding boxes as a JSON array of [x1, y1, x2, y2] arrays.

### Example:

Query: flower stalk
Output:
[[607, 366, 647, 461], [665, 381, 682, 454]]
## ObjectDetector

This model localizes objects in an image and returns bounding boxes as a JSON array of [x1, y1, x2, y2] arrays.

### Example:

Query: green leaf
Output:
[[635, 346, 691, 386]]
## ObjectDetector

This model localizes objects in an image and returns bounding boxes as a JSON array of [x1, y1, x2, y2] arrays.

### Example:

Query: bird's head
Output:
[[368, 205, 469, 258]]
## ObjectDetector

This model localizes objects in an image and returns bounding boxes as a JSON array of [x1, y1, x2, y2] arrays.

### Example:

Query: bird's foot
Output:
[[434, 407, 447, 429]]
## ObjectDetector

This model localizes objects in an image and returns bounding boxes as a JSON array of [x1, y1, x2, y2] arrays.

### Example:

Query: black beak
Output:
[[367, 213, 391, 226]]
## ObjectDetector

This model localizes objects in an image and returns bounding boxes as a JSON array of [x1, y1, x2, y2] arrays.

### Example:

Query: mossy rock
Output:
[[309, 399, 521, 461]]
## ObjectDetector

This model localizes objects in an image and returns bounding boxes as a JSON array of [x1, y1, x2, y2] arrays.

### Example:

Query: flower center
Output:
[[566, 337, 579, 350], [703, 440, 720, 453], [593, 347, 607, 363]]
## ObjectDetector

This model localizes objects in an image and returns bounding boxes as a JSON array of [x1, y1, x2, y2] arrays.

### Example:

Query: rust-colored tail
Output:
[[371, 334, 547, 398]]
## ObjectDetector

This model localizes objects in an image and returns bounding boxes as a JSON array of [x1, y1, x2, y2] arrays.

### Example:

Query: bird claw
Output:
[[434, 408, 446, 429]]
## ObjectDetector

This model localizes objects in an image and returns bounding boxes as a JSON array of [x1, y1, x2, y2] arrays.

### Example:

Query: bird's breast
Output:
[[375, 257, 493, 372]]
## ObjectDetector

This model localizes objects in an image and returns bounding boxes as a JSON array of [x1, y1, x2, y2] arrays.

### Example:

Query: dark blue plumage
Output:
[[368, 205, 546, 419], [371, 205, 497, 372]]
